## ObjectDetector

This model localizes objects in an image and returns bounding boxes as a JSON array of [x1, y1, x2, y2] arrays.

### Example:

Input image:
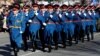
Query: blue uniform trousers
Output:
[[10, 28, 23, 48], [44, 24, 56, 45]]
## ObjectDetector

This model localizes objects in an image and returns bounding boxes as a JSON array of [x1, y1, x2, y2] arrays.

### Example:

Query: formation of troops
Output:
[[0, 2, 100, 56]]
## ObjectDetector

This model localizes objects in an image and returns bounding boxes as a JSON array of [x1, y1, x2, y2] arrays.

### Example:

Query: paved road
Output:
[[0, 32, 100, 56]]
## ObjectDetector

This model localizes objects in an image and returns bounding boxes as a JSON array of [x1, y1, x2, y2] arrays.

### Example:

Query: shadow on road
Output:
[[61, 41, 100, 55], [0, 44, 13, 56]]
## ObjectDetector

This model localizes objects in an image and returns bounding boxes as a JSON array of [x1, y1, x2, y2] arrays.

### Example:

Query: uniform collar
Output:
[[48, 11, 53, 14], [14, 13, 19, 16]]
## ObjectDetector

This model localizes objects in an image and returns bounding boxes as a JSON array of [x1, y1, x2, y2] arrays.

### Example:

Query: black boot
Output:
[[54, 44, 58, 50], [32, 45, 36, 52], [23, 46, 28, 51], [91, 33, 94, 40], [41, 42, 46, 52], [90, 32, 94, 40], [81, 31, 85, 43], [14, 51, 18, 56], [48, 45, 51, 53], [42, 47, 46, 52], [32, 41, 36, 52], [23, 41, 28, 51], [74, 36, 78, 44], [87, 34, 90, 41], [81, 36, 84, 43], [13, 47, 18, 56], [68, 37, 72, 46]]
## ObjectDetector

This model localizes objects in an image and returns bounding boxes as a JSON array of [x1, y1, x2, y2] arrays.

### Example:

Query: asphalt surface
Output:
[[0, 32, 100, 56]]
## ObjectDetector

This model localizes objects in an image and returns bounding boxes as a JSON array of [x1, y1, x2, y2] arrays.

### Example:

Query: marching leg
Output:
[[74, 26, 78, 44], [53, 31, 58, 50], [48, 35, 52, 53], [61, 31, 66, 48], [74, 34, 78, 44], [39, 29, 46, 52], [31, 33, 36, 52], [68, 32, 72, 46], [90, 25, 94, 40], [81, 29, 85, 43], [22, 32, 28, 51], [87, 26, 90, 41]]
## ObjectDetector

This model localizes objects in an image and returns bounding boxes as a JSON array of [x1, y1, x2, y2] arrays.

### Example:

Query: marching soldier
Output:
[[83, 5, 92, 41], [53, 4, 61, 50], [28, 3, 43, 52], [22, 5, 30, 51], [79, 5, 86, 42], [39, 4, 47, 52], [73, 5, 82, 44], [87, 6, 94, 41], [7, 4, 26, 56], [90, 6, 99, 40], [44, 4, 56, 52], [66, 5, 75, 44], [60, 4, 69, 47]]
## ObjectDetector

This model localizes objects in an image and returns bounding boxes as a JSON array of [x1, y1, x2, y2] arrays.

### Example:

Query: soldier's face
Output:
[[76, 9, 79, 11], [87, 9, 91, 11], [56, 8, 60, 12], [13, 10, 18, 15], [41, 8, 46, 12], [24, 8, 29, 12], [48, 8, 53, 12], [68, 9, 72, 12], [80, 9, 82, 11], [91, 9, 94, 11], [33, 7, 38, 11], [62, 8, 67, 12]]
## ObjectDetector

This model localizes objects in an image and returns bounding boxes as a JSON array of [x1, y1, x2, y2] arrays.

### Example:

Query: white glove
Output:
[[43, 23, 47, 26], [59, 14, 62, 18], [28, 20, 32, 23], [35, 12, 38, 16], [50, 15, 53, 18], [88, 11, 92, 15], [66, 13, 68, 16], [94, 13, 96, 15], [20, 31, 23, 34], [4, 16, 7, 19], [78, 12, 81, 15], [72, 13, 75, 16], [25, 13, 28, 16], [84, 13, 87, 16]]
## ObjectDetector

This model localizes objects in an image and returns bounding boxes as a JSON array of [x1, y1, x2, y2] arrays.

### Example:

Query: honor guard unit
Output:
[[4, 3, 99, 56]]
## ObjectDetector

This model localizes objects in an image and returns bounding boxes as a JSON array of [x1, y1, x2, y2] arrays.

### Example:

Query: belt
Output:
[[10, 26, 21, 28], [55, 22, 59, 24], [31, 21, 40, 24], [66, 20, 73, 23], [73, 20, 79, 22], [85, 19, 92, 21], [81, 19, 86, 21], [47, 22, 55, 24]]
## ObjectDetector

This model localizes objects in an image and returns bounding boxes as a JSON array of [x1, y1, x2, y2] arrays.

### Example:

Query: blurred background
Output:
[[0, 0, 100, 6]]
